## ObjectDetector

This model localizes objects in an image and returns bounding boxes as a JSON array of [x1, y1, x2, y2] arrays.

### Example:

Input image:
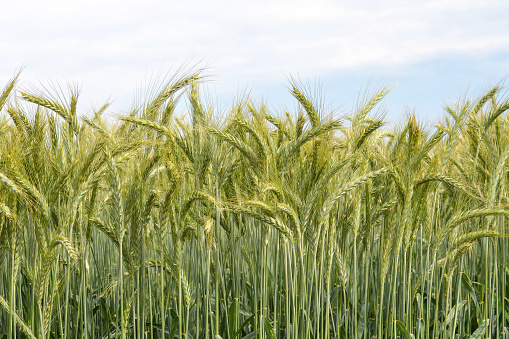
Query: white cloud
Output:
[[1, 0, 508, 111]]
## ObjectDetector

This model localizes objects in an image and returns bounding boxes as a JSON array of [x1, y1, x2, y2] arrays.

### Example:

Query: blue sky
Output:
[[2, 0, 509, 124]]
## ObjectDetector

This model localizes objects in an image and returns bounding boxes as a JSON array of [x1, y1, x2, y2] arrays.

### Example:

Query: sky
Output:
[[2, 0, 509, 124]]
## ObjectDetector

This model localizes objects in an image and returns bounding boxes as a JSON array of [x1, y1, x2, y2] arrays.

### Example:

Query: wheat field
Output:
[[0, 69, 508, 338]]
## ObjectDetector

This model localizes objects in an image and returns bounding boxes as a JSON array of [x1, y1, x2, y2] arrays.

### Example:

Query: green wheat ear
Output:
[[0, 69, 22, 111], [0, 70, 508, 339]]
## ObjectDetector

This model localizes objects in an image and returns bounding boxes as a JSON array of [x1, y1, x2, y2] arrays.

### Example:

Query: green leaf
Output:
[[445, 300, 466, 327], [462, 273, 482, 320], [469, 319, 489, 338], [263, 316, 277, 339], [228, 299, 238, 338], [233, 314, 255, 338], [396, 320, 414, 339], [242, 329, 258, 339]]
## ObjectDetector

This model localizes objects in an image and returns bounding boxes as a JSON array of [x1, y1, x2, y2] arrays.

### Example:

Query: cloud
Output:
[[1, 0, 509, 112]]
